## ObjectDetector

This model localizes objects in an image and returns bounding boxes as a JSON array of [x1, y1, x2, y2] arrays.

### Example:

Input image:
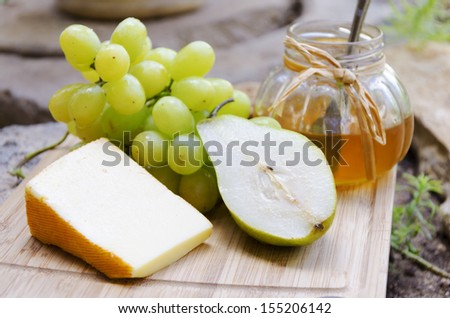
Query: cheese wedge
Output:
[[25, 138, 213, 278]]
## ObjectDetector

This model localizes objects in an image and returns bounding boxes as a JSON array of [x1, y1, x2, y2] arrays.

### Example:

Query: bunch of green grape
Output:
[[48, 17, 252, 214]]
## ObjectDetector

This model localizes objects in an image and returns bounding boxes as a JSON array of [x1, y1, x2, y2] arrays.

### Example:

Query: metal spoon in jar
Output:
[[348, 0, 371, 53], [323, 0, 372, 131], [314, 0, 372, 170], [319, 0, 372, 134], [348, 0, 378, 181]]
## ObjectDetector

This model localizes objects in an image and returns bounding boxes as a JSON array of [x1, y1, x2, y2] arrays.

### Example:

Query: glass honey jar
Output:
[[254, 21, 413, 186]]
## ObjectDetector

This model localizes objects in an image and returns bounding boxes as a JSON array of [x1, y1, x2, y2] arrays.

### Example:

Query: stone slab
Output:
[[0, 90, 51, 128], [0, 122, 66, 204], [0, 0, 292, 55], [0, 54, 84, 112], [385, 42, 450, 237], [0, 0, 293, 115], [0, 0, 392, 113], [386, 43, 450, 153], [301, 0, 391, 25]]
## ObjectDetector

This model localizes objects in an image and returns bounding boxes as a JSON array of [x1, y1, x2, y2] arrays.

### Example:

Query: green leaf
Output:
[[391, 173, 442, 252]]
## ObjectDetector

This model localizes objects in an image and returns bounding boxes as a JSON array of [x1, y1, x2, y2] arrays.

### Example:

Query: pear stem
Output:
[[207, 98, 235, 119]]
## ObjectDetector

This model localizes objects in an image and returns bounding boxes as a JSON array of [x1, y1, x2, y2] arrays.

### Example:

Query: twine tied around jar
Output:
[[268, 35, 387, 182]]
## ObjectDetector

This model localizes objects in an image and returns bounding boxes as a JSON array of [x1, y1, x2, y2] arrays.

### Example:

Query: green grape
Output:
[[143, 113, 158, 131], [68, 84, 106, 128], [171, 76, 214, 111], [192, 110, 209, 134], [142, 106, 159, 131], [207, 78, 233, 111], [48, 83, 83, 123], [94, 43, 130, 82], [147, 166, 181, 194], [60, 24, 101, 71], [192, 110, 209, 124], [178, 167, 219, 213], [145, 47, 177, 74], [67, 120, 77, 136], [250, 116, 282, 129], [131, 130, 169, 167], [171, 41, 215, 80], [168, 133, 203, 175], [100, 105, 147, 146], [110, 17, 147, 62], [129, 61, 170, 99], [104, 74, 145, 115], [152, 96, 194, 137], [132, 36, 153, 65], [202, 145, 213, 168], [75, 118, 104, 142], [81, 69, 100, 83], [217, 89, 251, 118]]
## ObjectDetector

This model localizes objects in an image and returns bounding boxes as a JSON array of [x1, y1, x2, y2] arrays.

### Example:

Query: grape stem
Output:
[[145, 90, 171, 108], [207, 98, 235, 119], [96, 80, 106, 87], [9, 130, 69, 179]]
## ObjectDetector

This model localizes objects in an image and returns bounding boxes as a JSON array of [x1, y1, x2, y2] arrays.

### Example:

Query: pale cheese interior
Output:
[[25, 138, 212, 278]]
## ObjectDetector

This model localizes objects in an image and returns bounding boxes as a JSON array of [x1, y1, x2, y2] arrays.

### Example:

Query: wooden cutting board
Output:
[[0, 135, 396, 297]]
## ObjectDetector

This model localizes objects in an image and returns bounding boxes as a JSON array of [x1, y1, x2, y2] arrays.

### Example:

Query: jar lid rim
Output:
[[287, 20, 383, 46]]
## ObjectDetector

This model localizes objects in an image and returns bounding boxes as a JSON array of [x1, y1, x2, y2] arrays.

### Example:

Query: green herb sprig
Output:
[[391, 173, 450, 279], [385, 0, 450, 43]]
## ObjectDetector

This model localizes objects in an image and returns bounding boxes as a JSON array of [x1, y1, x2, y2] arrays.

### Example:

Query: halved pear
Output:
[[197, 115, 336, 246]]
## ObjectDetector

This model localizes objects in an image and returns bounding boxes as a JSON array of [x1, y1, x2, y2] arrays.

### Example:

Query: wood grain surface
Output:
[[0, 135, 396, 297]]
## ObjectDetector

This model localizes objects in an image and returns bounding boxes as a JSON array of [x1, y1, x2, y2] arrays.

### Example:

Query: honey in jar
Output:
[[255, 21, 413, 186]]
